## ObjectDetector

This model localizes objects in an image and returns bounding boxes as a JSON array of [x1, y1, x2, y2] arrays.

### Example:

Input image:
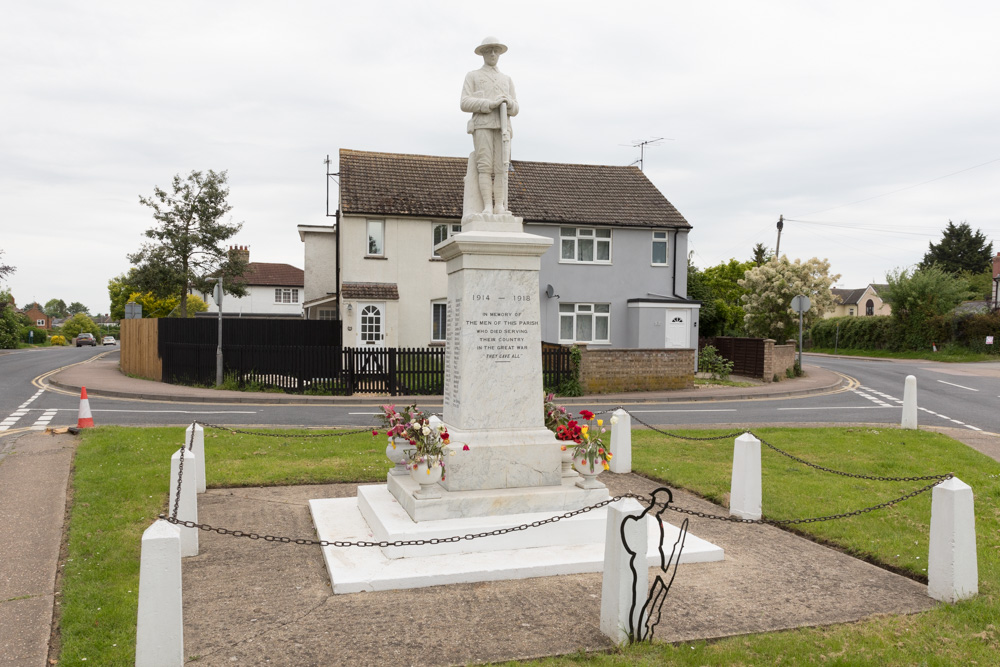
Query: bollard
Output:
[[730, 433, 762, 520], [168, 448, 199, 557], [928, 477, 978, 603], [136, 520, 184, 667], [185, 422, 206, 493], [901, 375, 918, 430], [600, 498, 646, 644], [609, 408, 632, 474]]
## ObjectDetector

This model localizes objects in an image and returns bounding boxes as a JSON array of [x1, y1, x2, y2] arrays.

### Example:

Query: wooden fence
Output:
[[699, 336, 766, 378], [120, 319, 162, 380]]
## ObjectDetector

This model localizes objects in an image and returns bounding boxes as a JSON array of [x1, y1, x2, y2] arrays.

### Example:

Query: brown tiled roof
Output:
[[339, 149, 691, 228], [242, 263, 303, 287], [341, 282, 399, 300]]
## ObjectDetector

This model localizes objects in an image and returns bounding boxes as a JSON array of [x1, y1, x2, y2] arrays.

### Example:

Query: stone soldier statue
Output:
[[461, 36, 519, 218]]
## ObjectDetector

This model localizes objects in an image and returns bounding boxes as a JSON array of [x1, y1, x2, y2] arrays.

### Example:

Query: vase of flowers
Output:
[[570, 410, 615, 490], [375, 405, 421, 476], [545, 393, 579, 478], [374, 404, 452, 499]]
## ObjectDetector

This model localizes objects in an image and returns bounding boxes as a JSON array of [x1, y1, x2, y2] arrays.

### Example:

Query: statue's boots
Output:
[[478, 174, 493, 215], [493, 172, 508, 215]]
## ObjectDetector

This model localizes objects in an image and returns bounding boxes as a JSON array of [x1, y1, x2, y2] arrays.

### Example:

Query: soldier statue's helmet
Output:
[[475, 37, 508, 55]]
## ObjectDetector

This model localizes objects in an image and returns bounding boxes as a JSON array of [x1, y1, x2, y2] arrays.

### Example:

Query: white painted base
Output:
[[309, 487, 724, 594]]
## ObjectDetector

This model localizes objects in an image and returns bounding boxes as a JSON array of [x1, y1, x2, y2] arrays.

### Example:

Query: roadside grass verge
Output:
[[59, 425, 999, 664], [808, 346, 996, 363]]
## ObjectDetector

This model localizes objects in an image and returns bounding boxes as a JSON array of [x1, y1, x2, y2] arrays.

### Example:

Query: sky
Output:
[[2, 1, 998, 315]]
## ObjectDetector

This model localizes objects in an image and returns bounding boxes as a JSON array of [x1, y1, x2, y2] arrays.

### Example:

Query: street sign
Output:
[[791, 295, 811, 313]]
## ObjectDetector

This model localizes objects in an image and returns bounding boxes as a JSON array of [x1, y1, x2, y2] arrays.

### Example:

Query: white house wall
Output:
[[302, 229, 338, 305], [340, 214, 449, 347], [203, 285, 303, 316]]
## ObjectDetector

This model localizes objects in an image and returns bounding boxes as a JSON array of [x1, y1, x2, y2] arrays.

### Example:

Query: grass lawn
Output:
[[58, 425, 999, 664], [808, 346, 997, 363]]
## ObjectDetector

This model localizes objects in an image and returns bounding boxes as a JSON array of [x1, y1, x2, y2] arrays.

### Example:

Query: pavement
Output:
[[2, 352, 977, 666], [46, 349, 848, 405]]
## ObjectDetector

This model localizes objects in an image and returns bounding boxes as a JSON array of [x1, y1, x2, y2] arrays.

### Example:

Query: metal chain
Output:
[[660, 475, 951, 526], [621, 409, 950, 482], [196, 421, 375, 439], [161, 493, 643, 547]]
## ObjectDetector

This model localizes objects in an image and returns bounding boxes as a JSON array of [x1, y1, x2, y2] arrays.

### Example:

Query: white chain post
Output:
[[185, 422, 206, 493], [169, 448, 199, 557], [136, 520, 184, 666], [928, 476, 978, 602], [730, 433, 762, 520], [609, 408, 631, 473]]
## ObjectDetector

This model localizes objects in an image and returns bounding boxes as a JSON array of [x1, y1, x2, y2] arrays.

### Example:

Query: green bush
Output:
[[810, 316, 894, 350], [698, 344, 735, 380], [0, 305, 22, 349], [811, 311, 1000, 354], [20, 326, 48, 344]]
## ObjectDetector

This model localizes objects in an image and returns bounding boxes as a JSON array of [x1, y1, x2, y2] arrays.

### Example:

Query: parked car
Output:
[[76, 333, 97, 347], [102, 336, 116, 346]]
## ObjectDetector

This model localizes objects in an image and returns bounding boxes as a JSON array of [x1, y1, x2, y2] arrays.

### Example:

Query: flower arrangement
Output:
[[374, 404, 453, 475], [572, 410, 616, 473]]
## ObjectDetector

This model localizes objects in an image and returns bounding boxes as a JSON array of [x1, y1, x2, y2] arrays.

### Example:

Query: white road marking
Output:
[[778, 406, 894, 410], [621, 409, 738, 413], [31, 409, 58, 430], [937, 380, 978, 391]]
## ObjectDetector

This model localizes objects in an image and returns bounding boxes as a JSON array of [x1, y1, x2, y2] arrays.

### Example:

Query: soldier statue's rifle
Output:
[[500, 101, 511, 173]]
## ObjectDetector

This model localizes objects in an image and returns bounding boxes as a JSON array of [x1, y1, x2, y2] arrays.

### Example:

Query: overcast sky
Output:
[[2, 1, 998, 315]]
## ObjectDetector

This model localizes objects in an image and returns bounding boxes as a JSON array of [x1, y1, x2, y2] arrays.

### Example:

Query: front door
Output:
[[357, 302, 385, 347], [665, 309, 690, 349]]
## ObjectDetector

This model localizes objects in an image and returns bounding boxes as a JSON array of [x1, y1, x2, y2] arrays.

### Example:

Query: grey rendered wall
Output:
[[532, 224, 688, 346]]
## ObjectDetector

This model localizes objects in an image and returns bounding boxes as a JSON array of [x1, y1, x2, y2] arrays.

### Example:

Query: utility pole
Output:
[[775, 214, 784, 258], [214, 277, 223, 386]]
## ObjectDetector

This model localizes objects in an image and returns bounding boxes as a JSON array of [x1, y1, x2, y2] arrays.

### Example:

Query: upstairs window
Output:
[[560, 227, 611, 263], [559, 302, 610, 344], [652, 231, 668, 265], [865, 299, 874, 316], [432, 223, 463, 257], [367, 219, 384, 256], [275, 288, 299, 304]]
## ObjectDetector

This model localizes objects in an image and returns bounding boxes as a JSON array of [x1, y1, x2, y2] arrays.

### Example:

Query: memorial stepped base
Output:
[[309, 484, 724, 594]]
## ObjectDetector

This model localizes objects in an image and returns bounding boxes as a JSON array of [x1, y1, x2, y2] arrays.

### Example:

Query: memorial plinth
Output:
[[434, 217, 562, 492]]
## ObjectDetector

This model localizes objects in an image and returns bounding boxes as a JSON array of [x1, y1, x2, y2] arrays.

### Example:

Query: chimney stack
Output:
[[230, 245, 250, 264]]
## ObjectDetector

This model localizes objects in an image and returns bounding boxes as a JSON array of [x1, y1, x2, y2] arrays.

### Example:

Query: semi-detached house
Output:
[[298, 148, 700, 351]]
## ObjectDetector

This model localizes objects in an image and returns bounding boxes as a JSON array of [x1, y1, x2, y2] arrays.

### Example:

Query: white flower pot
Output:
[[386, 438, 416, 476], [573, 456, 605, 490], [409, 456, 444, 499], [560, 445, 579, 478]]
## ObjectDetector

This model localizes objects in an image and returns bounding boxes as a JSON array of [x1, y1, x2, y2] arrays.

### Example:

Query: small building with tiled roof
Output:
[[194, 246, 305, 318], [825, 284, 891, 318], [304, 148, 699, 349]]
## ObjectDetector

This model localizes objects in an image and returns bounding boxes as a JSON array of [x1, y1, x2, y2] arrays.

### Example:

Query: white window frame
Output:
[[651, 231, 668, 266], [36, 319, 46, 327], [274, 288, 299, 304], [559, 227, 612, 264], [432, 223, 463, 257], [367, 219, 385, 257], [430, 300, 447, 342], [558, 302, 611, 344], [317, 308, 337, 320]]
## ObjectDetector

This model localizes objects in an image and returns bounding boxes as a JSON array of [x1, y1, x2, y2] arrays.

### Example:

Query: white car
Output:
[[102, 336, 116, 346]]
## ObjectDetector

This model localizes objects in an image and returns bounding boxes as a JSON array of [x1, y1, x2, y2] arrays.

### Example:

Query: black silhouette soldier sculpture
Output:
[[620, 487, 689, 642]]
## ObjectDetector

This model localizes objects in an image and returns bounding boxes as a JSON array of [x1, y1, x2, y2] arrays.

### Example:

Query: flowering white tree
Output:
[[738, 256, 839, 340]]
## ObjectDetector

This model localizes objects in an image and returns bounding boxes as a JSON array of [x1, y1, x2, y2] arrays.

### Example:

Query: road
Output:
[[0, 349, 997, 438]]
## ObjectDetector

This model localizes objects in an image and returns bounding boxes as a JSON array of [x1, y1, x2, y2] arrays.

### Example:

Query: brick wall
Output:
[[763, 339, 796, 381], [578, 347, 695, 393]]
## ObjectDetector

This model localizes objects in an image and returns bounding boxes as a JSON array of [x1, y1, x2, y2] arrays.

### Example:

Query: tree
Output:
[[739, 257, 839, 341], [44, 299, 68, 318], [108, 271, 141, 320], [751, 243, 772, 267], [67, 301, 89, 316], [61, 313, 102, 340], [128, 170, 248, 317], [0, 249, 14, 283], [920, 220, 993, 275], [882, 266, 969, 349], [686, 263, 720, 336], [703, 259, 754, 335], [128, 292, 208, 318]]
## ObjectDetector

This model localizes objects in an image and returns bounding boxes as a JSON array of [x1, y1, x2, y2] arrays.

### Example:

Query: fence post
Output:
[[168, 448, 199, 557], [928, 476, 978, 602], [389, 348, 398, 396], [901, 374, 918, 430], [730, 433, 762, 520], [600, 497, 646, 644], [185, 422, 206, 494], [609, 408, 631, 473], [135, 519, 184, 667]]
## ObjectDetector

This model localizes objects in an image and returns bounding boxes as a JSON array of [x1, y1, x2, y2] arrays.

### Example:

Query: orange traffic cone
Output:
[[77, 387, 95, 428]]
